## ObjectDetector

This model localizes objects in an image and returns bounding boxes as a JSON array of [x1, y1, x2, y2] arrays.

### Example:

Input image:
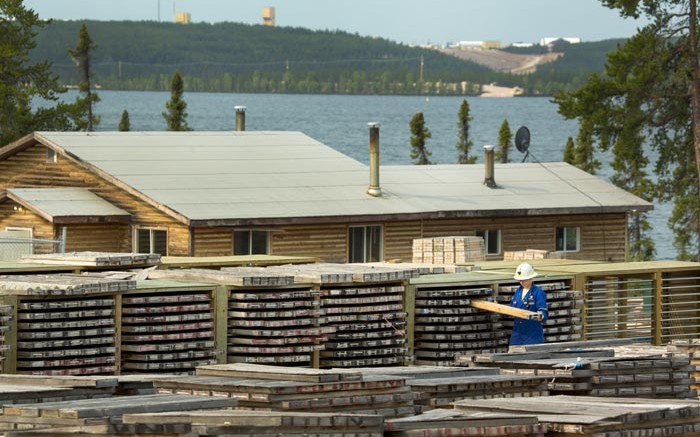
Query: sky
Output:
[[23, 0, 647, 46]]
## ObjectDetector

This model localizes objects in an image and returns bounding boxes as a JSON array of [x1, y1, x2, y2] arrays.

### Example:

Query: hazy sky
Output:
[[23, 0, 647, 45]]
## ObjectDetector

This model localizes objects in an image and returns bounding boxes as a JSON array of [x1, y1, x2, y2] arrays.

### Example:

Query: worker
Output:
[[509, 262, 548, 345]]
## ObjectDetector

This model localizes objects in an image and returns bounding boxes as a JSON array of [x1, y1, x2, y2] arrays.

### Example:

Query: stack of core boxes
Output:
[[412, 236, 485, 264]]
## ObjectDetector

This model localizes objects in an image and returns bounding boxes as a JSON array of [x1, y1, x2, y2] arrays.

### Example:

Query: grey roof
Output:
[[5, 187, 130, 222], [30, 131, 652, 225]]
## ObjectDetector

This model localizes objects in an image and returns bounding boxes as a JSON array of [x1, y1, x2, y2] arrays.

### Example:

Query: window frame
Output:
[[555, 226, 580, 252], [134, 226, 168, 255], [348, 224, 383, 263], [476, 229, 501, 256], [46, 148, 57, 163], [233, 229, 270, 255]]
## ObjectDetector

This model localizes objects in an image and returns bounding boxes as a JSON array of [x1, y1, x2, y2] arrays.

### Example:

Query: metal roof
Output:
[[30, 131, 652, 225], [5, 187, 130, 222]]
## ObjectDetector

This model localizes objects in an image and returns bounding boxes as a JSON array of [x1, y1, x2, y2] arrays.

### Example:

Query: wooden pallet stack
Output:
[[453, 395, 700, 437], [265, 263, 414, 368], [666, 339, 700, 399], [412, 236, 485, 264], [496, 279, 583, 343], [413, 284, 507, 366], [461, 343, 696, 399], [385, 409, 546, 437], [0, 393, 238, 435], [120, 290, 218, 373], [153, 363, 417, 419]]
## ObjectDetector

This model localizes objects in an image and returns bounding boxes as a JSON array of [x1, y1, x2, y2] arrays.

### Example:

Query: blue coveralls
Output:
[[509, 284, 548, 345]]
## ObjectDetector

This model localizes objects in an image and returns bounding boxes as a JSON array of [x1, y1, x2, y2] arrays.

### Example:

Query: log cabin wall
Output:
[[61, 223, 130, 253], [0, 143, 191, 255], [0, 201, 54, 253], [271, 223, 348, 263]]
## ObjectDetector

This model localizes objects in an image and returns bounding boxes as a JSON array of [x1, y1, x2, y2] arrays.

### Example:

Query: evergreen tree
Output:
[[409, 112, 432, 165], [495, 119, 512, 163], [456, 99, 476, 164], [563, 136, 576, 164], [68, 23, 100, 131], [118, 110, 130, 131], [0, 0, 81, 145], [163, 71, 192, 131]]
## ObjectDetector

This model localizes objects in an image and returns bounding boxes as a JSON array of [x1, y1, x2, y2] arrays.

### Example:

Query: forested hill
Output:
[[32, 20, 618, 95]]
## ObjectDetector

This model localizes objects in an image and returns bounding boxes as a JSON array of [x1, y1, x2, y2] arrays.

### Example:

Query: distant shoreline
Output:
[[480, 84, 523, 98]]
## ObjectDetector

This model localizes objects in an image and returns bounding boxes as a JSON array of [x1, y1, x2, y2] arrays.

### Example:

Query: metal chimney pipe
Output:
[[367, 122, 382, 197], [483, 144, 496, 188], [235, 106, 246, 131]]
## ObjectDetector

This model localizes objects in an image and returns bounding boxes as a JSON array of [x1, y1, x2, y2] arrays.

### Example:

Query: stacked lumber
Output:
[[503, 249, 566, 260], [149, 267, 295, 286], [15, 295, 117, 375], [667, 339, 700, 399], [20, 251, 160, 267], [496, 279, 583, 343], [227, 286, 327, 366], [413, 284, 507, 366], [0, 304, 11, 373], [122, 410, 385, 437], [0, 375, 117, 408], [331, 365, 500, 379], [367, 262, 476, 274], [320, 281, 408, 367], [0, 274, 135, 295], [120, 290, 218, 373], [385, 409, 546, 437], [412, 236, 485, 264], [154, 363, 417, 418], [453, 395, 700, 437], [461, 344, 696, 399], [0, 393, 238, 434], [268, 263, 417, 283]]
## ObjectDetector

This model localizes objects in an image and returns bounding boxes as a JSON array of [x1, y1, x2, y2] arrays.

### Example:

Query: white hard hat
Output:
[[514, 262, 538, 280]]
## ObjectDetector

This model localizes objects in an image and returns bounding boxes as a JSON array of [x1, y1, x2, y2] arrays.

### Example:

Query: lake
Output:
[[80, 90, 674, 259]]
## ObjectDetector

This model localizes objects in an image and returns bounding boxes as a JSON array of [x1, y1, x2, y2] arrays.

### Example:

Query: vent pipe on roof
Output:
[[367, 122, 382, 197], [235, 106, 246, 131], [483, 144, 497, 188]]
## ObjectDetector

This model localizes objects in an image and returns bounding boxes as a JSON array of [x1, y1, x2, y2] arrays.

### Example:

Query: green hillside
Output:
[[31, 20, 620, 95]]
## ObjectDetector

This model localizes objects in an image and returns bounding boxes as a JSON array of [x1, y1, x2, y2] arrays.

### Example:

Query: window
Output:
[[135, 228, 167, 255], [0, 227, 33, 261], [46, 148, 57, 163], [348, 225, 382, 263], [234, 230, 269, 255], [556, 226, 580, 252], [476, 229, 501, 255]]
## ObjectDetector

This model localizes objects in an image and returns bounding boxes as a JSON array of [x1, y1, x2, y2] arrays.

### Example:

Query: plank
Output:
[[469, 299, 541, 320]]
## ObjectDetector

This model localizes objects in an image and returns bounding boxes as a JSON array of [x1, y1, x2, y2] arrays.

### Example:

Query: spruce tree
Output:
[[563, 137, 576, 164], [0, 0, 81, 144], [456, 99, 476, 164], [163, 71, 192, 131], [495, 119, 512, 163], [68, 23, 100, 131], [409, 112, 432, 165], [118, 110, 130, 131]]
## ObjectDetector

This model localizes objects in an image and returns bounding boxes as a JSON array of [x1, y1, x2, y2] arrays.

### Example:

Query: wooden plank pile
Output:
[[413, 284, 507, 366], [503, 249, 565, 260], [453, 395, 700, 437], [149, 267, 295, 287], [496, 279, 583, 343], [0, 393, 238, 435], [366, 262, 475, 275], [458, 342, 697, 399], [14, 295, 118, 376], [120, 290, 218, 373], [0, 274, 135, 295], [667, 339, 700, 399], [0, 375, 117, 407], [385, 409, 546, 437], [153, 363, 417, 419], [20, 252, 161, 267], [0, 304, 11, 373], [412, 236, 485, 264]]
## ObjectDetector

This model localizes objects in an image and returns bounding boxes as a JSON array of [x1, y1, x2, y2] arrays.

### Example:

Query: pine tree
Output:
[[563, 137, 576, 164], [118, 110, 130, 131], [495, 119, 512, 163], [0, 0, 82, 145], [456, 99, 476, 164], [163, 71, 192, 131], [68, 23, 100, 131], [409, 112, 432, 165]]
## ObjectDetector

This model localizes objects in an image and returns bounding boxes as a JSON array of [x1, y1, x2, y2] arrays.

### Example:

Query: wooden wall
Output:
[[0, 143, 191, 256], [62, 223, 130, 253]]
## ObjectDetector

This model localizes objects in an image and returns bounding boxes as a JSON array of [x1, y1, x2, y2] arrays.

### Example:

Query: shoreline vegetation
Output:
[[31, 20, 622, 97]]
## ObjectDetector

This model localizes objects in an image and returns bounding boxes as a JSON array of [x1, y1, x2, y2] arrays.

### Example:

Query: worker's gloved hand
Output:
[[535, 311, 544, 321]]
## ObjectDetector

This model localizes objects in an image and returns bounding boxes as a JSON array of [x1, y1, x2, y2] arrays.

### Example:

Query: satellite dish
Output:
[[515, 126, 531, 162]]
